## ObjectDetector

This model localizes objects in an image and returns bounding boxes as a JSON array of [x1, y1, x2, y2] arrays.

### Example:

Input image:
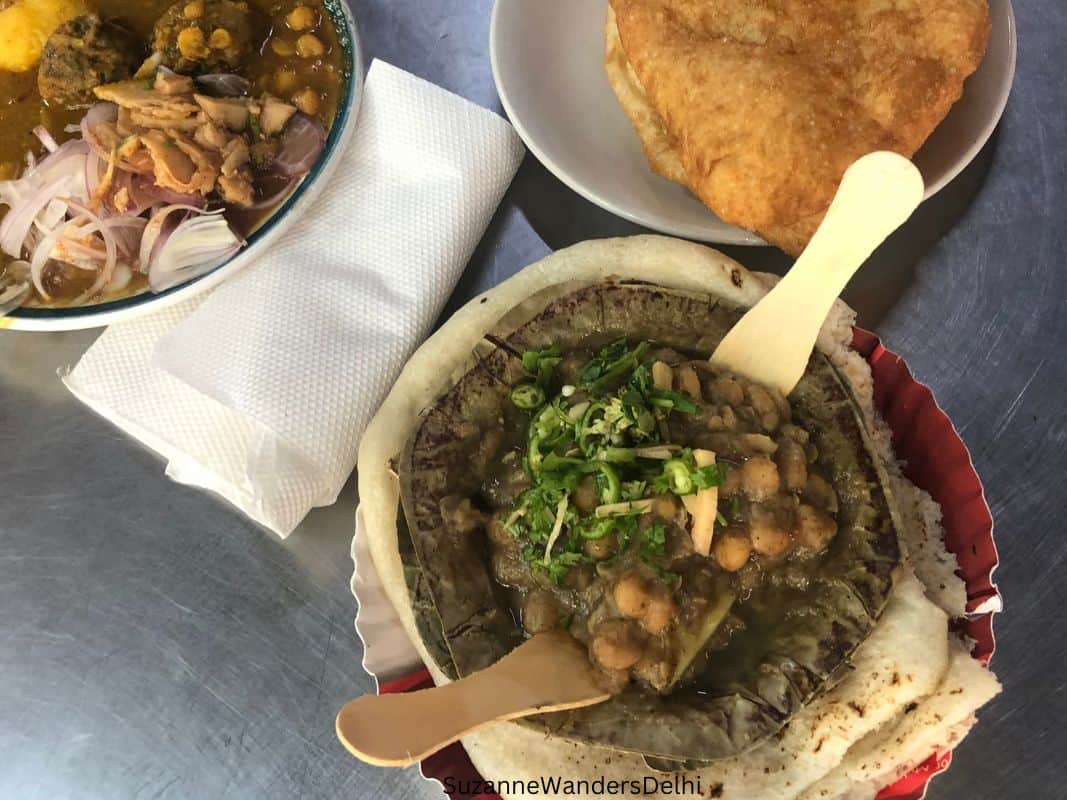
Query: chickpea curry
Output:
[[0, 0, 346, 312], [475, 339, 844, 696], [398, 281, 902, 761]]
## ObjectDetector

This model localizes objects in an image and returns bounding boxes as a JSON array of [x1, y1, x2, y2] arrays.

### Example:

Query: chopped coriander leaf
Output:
[[693, 463, 727, 490], [581, 340, 651, 393], [521, 344, 562, 389], [545, 551, 587, 585], [621, 480, 648, 501], [641, 521, 667, 557], [648, 389, 698, 414]]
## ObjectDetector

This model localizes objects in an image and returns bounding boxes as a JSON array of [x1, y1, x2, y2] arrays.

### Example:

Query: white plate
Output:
[[490, 0, 1016, 246], [2, 1, 364, 332]]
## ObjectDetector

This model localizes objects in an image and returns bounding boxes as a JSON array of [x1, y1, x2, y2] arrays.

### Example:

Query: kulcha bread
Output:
[[357, 236, 1000, 799], [396, 280, 904, 762], [604, 0, 991, 255]]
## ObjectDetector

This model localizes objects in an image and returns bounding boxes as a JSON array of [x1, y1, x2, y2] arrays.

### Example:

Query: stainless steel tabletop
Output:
[[2, 1, 1065, 798]]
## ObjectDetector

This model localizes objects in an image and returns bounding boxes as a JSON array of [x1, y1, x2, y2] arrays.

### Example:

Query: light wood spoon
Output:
[[335, 630, 610, 767], [710, 151, 924, 396]]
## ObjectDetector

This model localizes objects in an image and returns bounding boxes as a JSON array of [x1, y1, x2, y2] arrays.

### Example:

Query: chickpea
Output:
[[613, 573, 651, 619], [719, 466, 742, 498], [287, 4, 318, 31], [794, 504, 838, 551], [651, 360, 673, 391], [563, 563, 595, 591], [177, 27, 208, 59], [184, 0, 204, 19], [749, 511, 793, 557], [804, 474, 839, 514], [572, 476, 598, 514], [296, 33, 326, 58], [780, 424, 810, 444], [713, 528, 752, 571], [641, 591, 676, 635], [710, 376, 744, 406], [740, 455, 780, 501], [651, 493, 680, 522], [522, 590, 561, 634], [583, 532, 617, 561], [271, 37, 296, 56], [209, 28, 232, 49], [746, 384, 782, 433], [720, 405, 738, 430], [676, 364, 702, 401], [274, 67, 299, 93], [591, 619, 644, 670], [777, 438, 808, 492]]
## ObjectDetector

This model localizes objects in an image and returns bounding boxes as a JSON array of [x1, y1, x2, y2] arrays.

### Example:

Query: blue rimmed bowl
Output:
[[2, 1, 364, 332]]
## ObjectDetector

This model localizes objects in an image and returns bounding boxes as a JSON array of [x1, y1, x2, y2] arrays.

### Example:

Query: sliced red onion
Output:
[[1, 171, 80, 258], [148, 213, 243, 292], [85, 152, 104, 197], [195, 73, 250, 97], [80, 103, 120, 161], [0, 279, 31, 316], [139, 204, 210, 270], [33, 126, 59, 153], [274, 113, 327, 177], [107, 262, 133, 293]]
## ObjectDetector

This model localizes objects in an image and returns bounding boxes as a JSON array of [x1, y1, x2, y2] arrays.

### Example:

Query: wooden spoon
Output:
[[710, 151, 924, 396], [335, 630, 610, 767]]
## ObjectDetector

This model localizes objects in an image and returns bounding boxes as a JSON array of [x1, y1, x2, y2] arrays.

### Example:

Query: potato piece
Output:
[[0, 0, 88, 72]]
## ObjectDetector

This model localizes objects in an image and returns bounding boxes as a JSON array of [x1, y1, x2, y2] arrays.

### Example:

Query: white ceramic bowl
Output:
[[490, 0, 1016, 246], [2, 1, 364, 332]]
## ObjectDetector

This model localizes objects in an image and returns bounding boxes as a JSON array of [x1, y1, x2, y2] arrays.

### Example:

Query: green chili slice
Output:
[[510, 382, 546, 410]]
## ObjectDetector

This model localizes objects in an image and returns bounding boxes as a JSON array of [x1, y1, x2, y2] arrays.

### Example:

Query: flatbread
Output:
[[604, 7, 686, 185], [356, 236, 998, 799], [605, 0, 991, 255]]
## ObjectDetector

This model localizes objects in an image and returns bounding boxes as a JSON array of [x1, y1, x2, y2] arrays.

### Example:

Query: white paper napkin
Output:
[[63, 60, 525, 537]]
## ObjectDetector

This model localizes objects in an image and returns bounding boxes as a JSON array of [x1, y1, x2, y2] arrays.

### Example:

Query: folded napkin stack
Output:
[[64, 60, 525, 536]]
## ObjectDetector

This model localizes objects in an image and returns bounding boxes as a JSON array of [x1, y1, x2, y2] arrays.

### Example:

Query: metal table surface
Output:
[[1, 1, 1064, 798]]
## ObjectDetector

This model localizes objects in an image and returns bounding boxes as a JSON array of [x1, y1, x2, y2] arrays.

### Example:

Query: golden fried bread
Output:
[[606, 0, 990, 254]]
